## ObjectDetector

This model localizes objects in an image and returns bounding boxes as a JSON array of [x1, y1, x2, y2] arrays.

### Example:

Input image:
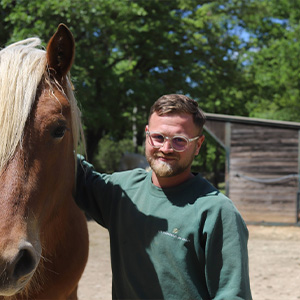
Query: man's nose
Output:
[[159, 139, 174, 153]]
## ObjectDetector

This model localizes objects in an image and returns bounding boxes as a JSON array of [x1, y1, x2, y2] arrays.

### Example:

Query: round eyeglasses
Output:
[[146, 131, 200, 152]]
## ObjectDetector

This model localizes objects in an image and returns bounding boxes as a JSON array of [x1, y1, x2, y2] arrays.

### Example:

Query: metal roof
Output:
[[205, 113, 300, 130]]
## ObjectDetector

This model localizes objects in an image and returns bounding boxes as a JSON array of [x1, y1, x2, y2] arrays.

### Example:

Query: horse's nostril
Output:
[[13, 248, 37, 279], [0, 241, 40, 295]]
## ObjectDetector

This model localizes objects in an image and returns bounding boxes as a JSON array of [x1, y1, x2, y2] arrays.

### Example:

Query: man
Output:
[[76, 94, 252, 300]]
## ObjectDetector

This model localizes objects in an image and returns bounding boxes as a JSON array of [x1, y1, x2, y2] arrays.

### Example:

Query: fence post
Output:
[[225, 122, 231, 197], [297, 130, 300, 223]]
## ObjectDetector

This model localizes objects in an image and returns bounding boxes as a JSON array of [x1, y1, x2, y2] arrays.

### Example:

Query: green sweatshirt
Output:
[[75, 156, 252, 300]]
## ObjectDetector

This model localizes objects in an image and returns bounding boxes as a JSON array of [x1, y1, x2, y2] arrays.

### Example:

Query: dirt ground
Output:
[[78, 221, 300, 300]]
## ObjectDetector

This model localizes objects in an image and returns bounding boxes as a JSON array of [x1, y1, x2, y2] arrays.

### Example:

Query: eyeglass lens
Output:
[[149, 133, 188, 151]]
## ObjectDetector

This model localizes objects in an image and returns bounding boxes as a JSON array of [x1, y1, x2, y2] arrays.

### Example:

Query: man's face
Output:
[[145, 112, 205, 179]]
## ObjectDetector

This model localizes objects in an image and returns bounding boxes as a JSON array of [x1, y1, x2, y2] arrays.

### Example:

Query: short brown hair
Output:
[[149, 94, 206, 132]]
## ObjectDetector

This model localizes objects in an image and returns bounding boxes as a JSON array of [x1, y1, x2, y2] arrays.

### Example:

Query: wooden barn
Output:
[[204, 113, 300, 225]]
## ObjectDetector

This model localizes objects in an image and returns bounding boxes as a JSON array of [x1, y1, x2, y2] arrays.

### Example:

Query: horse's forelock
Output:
[[0, 37, 46, 172], [0, 37, 84, 173]]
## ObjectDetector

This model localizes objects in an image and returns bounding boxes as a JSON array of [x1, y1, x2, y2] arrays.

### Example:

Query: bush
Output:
[[94, 135, 135, 173]]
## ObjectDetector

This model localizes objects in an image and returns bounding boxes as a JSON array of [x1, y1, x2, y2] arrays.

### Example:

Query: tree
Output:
[[2, 0, 299, 168], [236, 0, 300, 122], [1, 0, 250, 163], [0, 2, 12, 46]]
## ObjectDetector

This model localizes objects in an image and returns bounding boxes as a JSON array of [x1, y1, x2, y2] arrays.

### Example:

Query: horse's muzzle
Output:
[[0, 240, 41, 296]]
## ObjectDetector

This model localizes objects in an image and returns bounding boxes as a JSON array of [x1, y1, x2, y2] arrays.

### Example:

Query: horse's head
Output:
[[0, 24, 84, 297]]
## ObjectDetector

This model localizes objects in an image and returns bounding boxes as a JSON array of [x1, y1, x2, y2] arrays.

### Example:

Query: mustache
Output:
[[154, 153, 179, 160]]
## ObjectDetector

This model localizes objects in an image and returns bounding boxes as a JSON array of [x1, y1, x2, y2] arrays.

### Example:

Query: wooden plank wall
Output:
[[229, 123, 299, 223]]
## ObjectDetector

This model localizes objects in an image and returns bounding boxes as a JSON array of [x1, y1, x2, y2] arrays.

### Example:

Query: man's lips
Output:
[[155, 154, 178, 161]]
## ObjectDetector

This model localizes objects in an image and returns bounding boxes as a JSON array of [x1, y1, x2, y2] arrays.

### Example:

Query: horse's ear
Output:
[[46, 24, 75, 79]]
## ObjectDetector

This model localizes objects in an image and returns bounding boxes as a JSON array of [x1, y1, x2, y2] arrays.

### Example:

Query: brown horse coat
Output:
[[0, 25, 89, 300]]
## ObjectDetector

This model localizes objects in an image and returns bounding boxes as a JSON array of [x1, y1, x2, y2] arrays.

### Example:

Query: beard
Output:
[[147, 157, 173, 177], [146, 152, 193, 178]]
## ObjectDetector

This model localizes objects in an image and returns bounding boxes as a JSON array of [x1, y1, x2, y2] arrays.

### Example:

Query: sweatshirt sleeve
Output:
[[203, 198, 252, 300], [75, 155, 113, 228]]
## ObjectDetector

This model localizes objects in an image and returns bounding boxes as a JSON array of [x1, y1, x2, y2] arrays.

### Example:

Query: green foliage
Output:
[[0, 0, 251, 161], [192, 133, 225, 187], [93, 135, 135, 173], [1, 0, 300, 174], [238, 0, 300, 122]]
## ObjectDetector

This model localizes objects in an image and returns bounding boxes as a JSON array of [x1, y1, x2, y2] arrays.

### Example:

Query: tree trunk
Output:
[[85, 128, 104, 164]]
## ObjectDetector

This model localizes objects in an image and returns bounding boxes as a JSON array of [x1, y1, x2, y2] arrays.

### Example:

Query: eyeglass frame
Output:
[[146, 130, 200, 152]]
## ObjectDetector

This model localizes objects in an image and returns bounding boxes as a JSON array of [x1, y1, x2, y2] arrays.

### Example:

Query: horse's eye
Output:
[[52, 126, 66, 138]]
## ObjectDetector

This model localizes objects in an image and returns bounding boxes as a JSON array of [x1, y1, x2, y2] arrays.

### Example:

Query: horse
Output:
[[0, 24, 89, 299]]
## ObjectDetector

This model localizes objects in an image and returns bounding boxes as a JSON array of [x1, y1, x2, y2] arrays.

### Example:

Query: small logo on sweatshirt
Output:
[[159, 230, 190, 242]]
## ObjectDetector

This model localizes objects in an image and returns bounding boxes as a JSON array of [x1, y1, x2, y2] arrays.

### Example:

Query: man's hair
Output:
[[149, 94, 206, 132]]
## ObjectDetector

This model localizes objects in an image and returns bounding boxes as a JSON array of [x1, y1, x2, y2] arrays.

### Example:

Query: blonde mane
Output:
[[0, 37, 84, 172]]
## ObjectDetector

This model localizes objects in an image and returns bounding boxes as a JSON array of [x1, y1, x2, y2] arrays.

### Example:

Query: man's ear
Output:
[[195, 135, 205, 156]]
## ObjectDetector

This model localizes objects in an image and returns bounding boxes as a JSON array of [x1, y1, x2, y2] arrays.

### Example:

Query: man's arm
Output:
[[75, 155, 110, 227], [204, 199, 252, 300]]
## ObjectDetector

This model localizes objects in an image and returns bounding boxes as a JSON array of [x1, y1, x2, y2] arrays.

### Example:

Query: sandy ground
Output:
[[78, 221, 300, 300]]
